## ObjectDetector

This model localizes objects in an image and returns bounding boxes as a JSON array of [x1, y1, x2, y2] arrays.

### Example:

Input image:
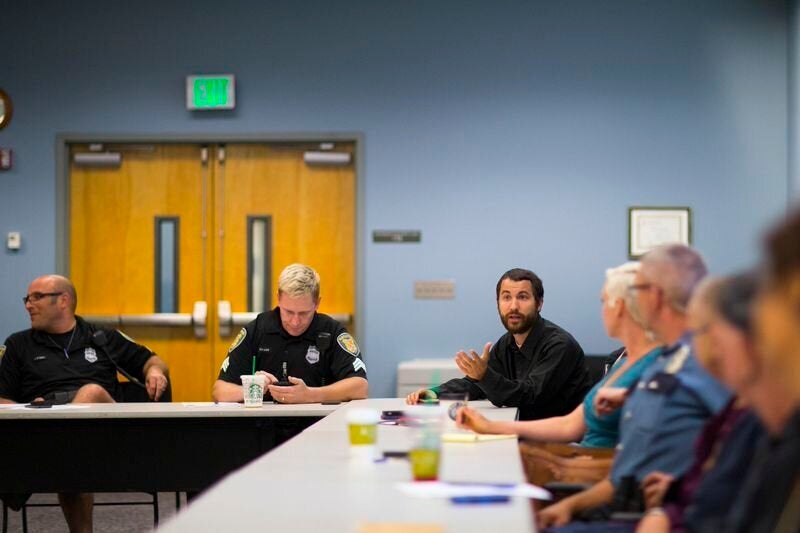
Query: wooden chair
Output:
[[519, 441, 615, 503]]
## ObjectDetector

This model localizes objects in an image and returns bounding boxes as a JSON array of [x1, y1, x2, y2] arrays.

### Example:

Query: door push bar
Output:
[[216, 301, 350, 337], [83, 301, 208, 339]]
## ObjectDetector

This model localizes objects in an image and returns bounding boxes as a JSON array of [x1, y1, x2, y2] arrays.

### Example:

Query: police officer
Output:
[[0, 274, 169, 404], [0, 274, 169, 533], [212, 263, 368, 404]]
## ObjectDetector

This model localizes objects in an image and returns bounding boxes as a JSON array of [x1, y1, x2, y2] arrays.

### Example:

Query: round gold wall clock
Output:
[[0, 89, 13, 130]]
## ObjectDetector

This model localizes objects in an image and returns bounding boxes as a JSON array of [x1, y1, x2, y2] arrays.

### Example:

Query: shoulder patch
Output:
[[337, 332, 360, 356], [221, 356, 230, 372], [0, 345, 5, 359], [228, 328, 247, 353]]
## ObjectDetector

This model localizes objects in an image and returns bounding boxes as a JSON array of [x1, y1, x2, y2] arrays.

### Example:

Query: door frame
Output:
[[55, 132, 366, 344]]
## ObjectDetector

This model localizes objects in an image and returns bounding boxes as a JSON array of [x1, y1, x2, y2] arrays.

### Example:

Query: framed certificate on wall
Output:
[[628, 207, 691, 258]]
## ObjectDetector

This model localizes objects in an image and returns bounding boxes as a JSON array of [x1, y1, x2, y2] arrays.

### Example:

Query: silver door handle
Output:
[[217, 300, 350, 337], [83, 301, 208, 339]]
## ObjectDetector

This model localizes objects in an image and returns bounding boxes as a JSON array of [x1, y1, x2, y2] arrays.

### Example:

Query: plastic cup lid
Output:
[[346, 408, 380, 424]]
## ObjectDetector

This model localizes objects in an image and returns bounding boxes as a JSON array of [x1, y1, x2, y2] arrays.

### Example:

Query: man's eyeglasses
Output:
[[23, 292, 63, 304], [627, 283, 655, 292]]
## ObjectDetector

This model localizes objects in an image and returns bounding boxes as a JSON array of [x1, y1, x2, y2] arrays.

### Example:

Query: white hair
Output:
[[642, 244, 708, 314]]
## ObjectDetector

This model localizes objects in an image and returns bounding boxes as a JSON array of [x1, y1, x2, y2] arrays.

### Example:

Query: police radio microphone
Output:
[[316, 332, 331, 386], [91, 330, 145, 388], [276, 360, 291, 387], [317, 332, 331, 351]]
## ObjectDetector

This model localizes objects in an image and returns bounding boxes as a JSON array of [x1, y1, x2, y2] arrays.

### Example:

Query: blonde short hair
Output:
[[277, 263, 320, 301], [604, 261, 646, 327], [604, 262, 640, 305]]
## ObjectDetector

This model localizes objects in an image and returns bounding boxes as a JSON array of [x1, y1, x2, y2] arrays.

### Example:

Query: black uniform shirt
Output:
[[0, 316, 154, 403], [434, 315, 591, 420], [217, 307, 367, 396]]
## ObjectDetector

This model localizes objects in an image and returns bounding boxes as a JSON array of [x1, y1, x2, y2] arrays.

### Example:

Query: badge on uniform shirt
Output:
[[0, 345, 5, 359], [337, 332, 360, 356], [84, 347, 98, 363], [228, 328, 247, 353], [306, 345, 320, 365]]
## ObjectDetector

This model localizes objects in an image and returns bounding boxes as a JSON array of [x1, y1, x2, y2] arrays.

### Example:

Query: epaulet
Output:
[[663, 345, 691, 375]]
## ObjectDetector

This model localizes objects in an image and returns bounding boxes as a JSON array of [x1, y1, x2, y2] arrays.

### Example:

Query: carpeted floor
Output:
[[3, 492, 186, 532]]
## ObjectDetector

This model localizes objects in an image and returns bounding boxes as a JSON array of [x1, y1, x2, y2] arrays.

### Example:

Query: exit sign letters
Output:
[[186, 74, 236, 110]]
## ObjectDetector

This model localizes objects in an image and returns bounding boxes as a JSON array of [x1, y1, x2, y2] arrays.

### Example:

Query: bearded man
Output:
[[406, 268, 591, 420]]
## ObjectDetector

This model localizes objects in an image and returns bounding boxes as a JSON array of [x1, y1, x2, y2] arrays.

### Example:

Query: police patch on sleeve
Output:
[[337, 332, 360, 356], [228, 328, 247, 353], [221, 356, 230, 372], [0, 345, 5, 359]]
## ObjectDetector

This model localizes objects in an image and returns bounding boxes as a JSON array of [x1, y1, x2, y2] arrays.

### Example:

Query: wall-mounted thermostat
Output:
[[7, 231, 21, 251]]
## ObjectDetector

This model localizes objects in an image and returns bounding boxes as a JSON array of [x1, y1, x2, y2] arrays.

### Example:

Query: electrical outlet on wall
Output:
[[414, 280, 456, 300]]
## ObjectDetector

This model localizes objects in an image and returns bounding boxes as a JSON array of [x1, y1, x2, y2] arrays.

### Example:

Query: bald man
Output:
[[0, 275, 169, 533]]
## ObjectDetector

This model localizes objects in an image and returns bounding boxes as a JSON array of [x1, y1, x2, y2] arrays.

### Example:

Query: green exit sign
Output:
[[186, 74, 236, 110]]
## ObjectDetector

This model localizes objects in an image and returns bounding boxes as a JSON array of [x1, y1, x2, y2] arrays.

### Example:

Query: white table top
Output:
[[157, 399, 535, 533], [0, 401, 337, 419]]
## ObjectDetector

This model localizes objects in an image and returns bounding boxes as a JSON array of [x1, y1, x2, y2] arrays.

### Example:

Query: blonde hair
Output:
[[604, 261, 646, 327], [277, 263, 320, 301]]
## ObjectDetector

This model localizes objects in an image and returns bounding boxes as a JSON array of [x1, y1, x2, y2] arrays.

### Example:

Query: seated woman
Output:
[[635, 273, 766, 533], [456, 261, 661, 448]]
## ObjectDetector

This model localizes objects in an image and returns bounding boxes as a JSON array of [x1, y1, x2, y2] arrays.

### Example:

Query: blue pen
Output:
[[451, 495, 510, 505]]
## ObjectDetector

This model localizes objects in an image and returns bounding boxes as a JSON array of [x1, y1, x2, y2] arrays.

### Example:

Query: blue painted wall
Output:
[[0, 0, 791, 397]]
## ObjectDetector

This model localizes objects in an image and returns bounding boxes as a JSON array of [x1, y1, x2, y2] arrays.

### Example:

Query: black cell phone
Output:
[[382, 450, 409, 458], [26, 400, 53, 408], [381, 410, 404, 420], [275, 380, 292, 387]]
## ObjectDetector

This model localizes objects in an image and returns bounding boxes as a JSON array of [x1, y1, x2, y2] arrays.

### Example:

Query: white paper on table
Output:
[[1, 404, 92, 410], [396, 482, 551, 501]]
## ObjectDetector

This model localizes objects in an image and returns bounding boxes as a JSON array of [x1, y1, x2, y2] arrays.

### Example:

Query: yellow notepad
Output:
[[442, 432, 518, 443]]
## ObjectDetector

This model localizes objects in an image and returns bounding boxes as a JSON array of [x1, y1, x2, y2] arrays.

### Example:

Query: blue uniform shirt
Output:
[[610, 337, 730, 486]]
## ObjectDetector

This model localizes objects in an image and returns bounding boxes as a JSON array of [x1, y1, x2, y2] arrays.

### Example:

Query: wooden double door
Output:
[[68, 142, 356, 401]]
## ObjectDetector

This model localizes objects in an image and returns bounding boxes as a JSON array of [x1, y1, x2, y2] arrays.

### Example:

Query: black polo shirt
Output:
[[434, 315, 591, 420], [0, 316, 154, 403], [217, 307, 367, 396]]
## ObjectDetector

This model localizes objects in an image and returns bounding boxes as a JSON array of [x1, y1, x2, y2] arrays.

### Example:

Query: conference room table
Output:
[[157, 399, 536, 532], [0, 402, 336, 494]]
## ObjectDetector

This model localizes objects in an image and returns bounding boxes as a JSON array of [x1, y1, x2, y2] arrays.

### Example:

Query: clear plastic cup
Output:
[[405, 405, 446, 481], [240, 374, 266, 408]]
